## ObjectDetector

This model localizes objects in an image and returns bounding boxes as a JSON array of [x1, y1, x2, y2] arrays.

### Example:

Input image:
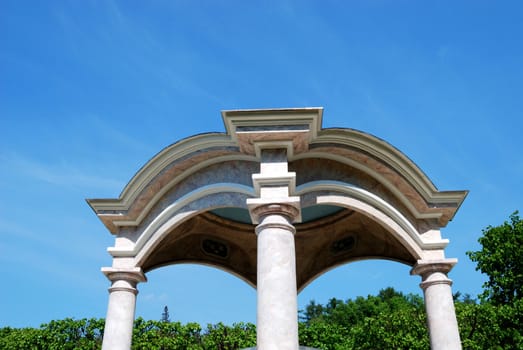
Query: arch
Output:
[[298, 257, 416, 296], [136, 263, 256, 325], [89, 108, 467, 350], [109, 184, 254, 260], [144, 261, 257, 290], [297, 180, 448, 254], [88, 109, 466, 233]]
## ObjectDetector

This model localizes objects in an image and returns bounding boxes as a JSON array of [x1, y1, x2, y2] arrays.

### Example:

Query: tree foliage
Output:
[[467, 211, 523, 305], [0, 318, 256, 350], [0, 318, 104, 350], [461, 211, 523, 348], [201, 322, 256, 350], [131, 319, 256, 350], [161, 306, 170, 323], [1, 294, 522, 349], [298, 291, 522, 349], [455, 298, 523, 349], [298, 288, 429, 350]]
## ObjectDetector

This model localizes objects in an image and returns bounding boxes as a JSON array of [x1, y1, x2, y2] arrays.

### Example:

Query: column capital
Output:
[[247, 197, 301, 224], [411, 259, 457, 290], [102, 268, 143, 349], [413, 259, 462, 348], [410, 258, 457, 276], [102, 267, 147, 284]]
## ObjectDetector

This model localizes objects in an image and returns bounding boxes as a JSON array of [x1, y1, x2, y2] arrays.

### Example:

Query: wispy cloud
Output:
[[0, 215, 110, 262], [142, 292, 169, 303], [85, 113, 156, 155], [0, 238, 106, 291], [55, 0, 229, 108], [0, 217, 44, 242], [0, 151, 124, 191]]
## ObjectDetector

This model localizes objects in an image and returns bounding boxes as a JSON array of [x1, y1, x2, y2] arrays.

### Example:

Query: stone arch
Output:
[[88, 108, 467, 350]]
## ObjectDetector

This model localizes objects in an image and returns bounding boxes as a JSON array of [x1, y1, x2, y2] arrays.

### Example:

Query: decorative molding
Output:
[[102, 267, 147, 284], [221, 107, 323, 143], [411, 258, 457, 290], [201, 238, 229, 259], [250, 202, 301, 228], [311, 129, 468, 213], [296, 181, 449, 252], [221, 108, 323, 156], [88, 108, 467, 234], [293, 152, 444, 221], [107, 183, 254, 258], [331, 234, 357, 255], [251, 173, 297, 198], [410, 258, 458, 277], [254, 140, 295, 159], [87, 135, 236, 211], [419, 278, 453, 290]]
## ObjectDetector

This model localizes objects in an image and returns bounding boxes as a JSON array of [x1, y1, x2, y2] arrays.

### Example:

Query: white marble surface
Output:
[[423, 273, 462, 350], [102, 280, 138, 350], [256, 213, 299, 350], [412, 260, 462, 350]]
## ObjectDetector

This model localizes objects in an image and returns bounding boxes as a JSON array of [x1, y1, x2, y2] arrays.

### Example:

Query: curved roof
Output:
[[88, 108, 467, 289], [88, 108, 466, 232]]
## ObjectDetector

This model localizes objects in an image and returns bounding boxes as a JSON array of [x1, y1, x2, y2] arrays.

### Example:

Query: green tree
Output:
[[299, 299, 324, 324], [39, 318, 104, 349], [132, 318, 203, 350], [349, 305, 428, 350], [298, 288, 428, 349], [202, 322, 256, 350], [298, 321, 351, 350], [0, 327, 44, 350], [161, 306, 170, 323], [461, 211, 523, 348], [466, 211, 523, 305], [0, 318, 105, 350], [455, 297, 523, 349]]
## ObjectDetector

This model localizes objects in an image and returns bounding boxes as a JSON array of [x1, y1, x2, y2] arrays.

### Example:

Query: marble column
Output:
[[101, 267, 146, 350], [247, 147, 301, 350], [251, 203, 300, 350], [411, 259, 461, 350]]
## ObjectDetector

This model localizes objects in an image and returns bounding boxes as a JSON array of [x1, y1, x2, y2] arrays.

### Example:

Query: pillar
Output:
[[251, 204, 300, 350], [411, 259, 461, 350], [247, 147, 301, 350], [101, 267, 146, 350]]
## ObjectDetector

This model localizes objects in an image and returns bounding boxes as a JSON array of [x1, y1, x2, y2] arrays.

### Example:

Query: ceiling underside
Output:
[[142, 208, 416, 291]]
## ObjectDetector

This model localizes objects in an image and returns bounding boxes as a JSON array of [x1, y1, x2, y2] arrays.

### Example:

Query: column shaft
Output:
[[422, 273, 461, 349], [101, 268, 146, 350], [256, 213, 299, 350], [412, 260, 461, 350]]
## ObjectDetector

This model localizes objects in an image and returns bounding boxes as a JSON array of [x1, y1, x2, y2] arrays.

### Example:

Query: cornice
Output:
[[87, 133, 238, 212], [308, 128, 468, 224], [87, 108, 467, 234]]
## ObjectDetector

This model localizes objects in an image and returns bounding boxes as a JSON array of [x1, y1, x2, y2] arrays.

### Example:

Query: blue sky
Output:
[[1, 1, 522, 328]]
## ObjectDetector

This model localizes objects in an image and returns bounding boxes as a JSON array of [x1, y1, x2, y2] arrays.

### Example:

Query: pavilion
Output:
[[88, 108, 467, 349]]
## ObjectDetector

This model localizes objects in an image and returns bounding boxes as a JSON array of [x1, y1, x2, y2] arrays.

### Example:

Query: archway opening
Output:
[[135, 263, 256, 325], [298, 259, 420, 307]]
